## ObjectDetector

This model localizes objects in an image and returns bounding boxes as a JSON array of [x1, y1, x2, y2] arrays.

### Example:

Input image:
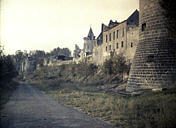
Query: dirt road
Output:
[[0, 83, 112, 128]]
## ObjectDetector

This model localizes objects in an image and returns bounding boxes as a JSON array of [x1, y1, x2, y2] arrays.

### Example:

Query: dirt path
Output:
[[0, 83, 112, 128]]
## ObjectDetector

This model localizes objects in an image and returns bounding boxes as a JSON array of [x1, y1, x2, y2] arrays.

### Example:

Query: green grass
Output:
[[30, 79, 176, 128]]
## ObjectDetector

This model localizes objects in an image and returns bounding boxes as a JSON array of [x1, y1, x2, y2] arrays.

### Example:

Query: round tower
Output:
[[126, 0, 176, 92]]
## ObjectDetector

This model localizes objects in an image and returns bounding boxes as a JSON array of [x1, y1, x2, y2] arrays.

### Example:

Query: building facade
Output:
[[93, 10, 139, 65]]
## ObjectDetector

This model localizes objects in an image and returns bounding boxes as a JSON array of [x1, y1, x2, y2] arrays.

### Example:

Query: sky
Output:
[[0, 0, 139, 55]]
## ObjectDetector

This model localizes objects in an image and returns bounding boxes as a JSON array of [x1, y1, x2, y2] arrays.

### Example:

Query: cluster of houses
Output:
[[73, 10, 139, 65]]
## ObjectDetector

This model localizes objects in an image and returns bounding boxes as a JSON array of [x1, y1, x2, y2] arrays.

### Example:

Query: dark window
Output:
[[106, 46, 108, 51], [113, 31, 115, 40], [131, 42, 133, 48], [121, 41, 124, 47], [142, 23, 146, 31], [109, 33, 111, 41], [109, 45, 111, 50], [106, 35, 108, 42], [116, 30, 119, 39], [116, 43, 118, 49]]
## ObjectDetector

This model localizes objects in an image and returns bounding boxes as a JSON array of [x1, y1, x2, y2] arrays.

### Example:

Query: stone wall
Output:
[[126, 26, 139, 63], [127, 0, 176, 92]]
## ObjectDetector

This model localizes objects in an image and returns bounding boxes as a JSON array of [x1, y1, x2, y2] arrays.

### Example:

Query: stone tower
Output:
[[126, 0, 176, 92], [83, 27, 96, 55]]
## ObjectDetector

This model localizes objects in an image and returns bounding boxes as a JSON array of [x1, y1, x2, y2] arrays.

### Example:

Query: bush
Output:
[[103, 53, 130, 76]]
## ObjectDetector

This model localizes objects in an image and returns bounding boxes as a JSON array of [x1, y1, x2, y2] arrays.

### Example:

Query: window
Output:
[[109, 33, 111, 41], [121, 41, 124, 47], [106, 35, 108, 42], [116, 30, 119, 39], [113, 31, 115, 40], [131, 42, 133, 48], [142, 23, 146, 31], [116, 43, 118, 49], [109, 45, 111, 50], [122, 28, 124, 37], [147, 54, 154, 63], [106, 46, 108, 51]]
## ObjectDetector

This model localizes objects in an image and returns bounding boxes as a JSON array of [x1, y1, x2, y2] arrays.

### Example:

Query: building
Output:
[[83, 27, 97, 56], [126, 0, 176, 92], [93, 10, 139, 65]]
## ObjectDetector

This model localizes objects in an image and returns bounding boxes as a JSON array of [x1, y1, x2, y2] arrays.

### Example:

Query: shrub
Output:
[[102, 53, 130, 76]]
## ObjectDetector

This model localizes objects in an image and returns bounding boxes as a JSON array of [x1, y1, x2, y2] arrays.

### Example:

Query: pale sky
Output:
[[0, 0, 139, 55]]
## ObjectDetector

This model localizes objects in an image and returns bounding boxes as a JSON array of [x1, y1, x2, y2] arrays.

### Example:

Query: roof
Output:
[[87, 27, 94, 37], [102, 10, 139, 32], [127, 9, 139, 26]]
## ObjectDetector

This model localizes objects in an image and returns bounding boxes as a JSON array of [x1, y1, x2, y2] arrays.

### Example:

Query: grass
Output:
[[30, 79, 176, 128]]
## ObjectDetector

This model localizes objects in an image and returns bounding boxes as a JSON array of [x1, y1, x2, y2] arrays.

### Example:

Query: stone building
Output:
[[126, 0, 176, 92], [93, 10, 139, 65], [83, 27, 97, 56]]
